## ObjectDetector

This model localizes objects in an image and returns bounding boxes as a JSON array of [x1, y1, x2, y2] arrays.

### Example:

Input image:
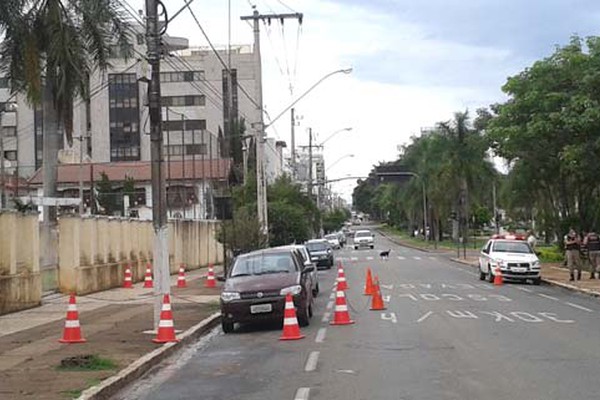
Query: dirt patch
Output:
[[0, 282, 222, 400]]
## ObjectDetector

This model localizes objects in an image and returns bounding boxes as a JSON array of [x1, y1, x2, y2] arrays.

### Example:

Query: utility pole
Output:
[[241, 8, 303, 244], [308, 127, 313, 201], [146, 0, 169, 329], [290, 107, 295, 179], [0, 106, 5, 209]]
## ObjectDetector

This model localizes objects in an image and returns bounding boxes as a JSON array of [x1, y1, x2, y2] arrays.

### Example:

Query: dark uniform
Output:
[[585, 231, 600, 279], [565, 230, 581, 281]]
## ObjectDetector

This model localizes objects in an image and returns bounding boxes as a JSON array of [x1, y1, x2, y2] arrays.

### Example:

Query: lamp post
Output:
[[318, 127, 353, 147], [376, 171, 428, 242]]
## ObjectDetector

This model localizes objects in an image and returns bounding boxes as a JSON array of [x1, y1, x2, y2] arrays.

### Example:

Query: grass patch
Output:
[[537, 245, 564, 263], [57, 355, 118, 372]]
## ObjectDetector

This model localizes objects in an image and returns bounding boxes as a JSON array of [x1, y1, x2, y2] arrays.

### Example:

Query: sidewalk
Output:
[[377, 227, 600, 297], [0, 267, 223, 400]]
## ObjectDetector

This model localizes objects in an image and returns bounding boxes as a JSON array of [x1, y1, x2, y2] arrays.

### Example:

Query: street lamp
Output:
[[326, 154, 355, 173], [318, 127, 353, 147], [376, 171, 428, 242]]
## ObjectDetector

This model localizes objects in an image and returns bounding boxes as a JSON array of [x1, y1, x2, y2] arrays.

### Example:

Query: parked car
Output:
[[275, 244, 319, 297], [478, 234, 541, 285], [353, 229, 375, 249], [324, 233, 341, 249], [305, 239, 335, 269], [220, 247, 315, 333]]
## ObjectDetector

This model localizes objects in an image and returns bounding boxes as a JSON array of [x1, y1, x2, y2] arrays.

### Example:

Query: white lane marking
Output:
[[381, 284, 394, 290], [315, 328, 327, 343], [428, 256, 436, 260], [351, 257, 358, 261], [381, 312, 397, 323], [397, 256, 405, 260], [538, 293, 559, 301], [326, 301, 334, 310], [565, 302, 594, 312], [516, 287, 533, 293], [414, 256, 422, 260], [367, 256, 374, 261], [295, 387, 311, 400], [417, 311, 433, 323], [304, 351, 320, 372], [321, 312, 331, 323], [336, 369, 357, 374], [329, 293, 335, 300]]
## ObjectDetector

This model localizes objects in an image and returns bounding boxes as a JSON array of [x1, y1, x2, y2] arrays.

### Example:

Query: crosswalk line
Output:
[[414, 256, 422, 260], [397, 256, 405, 260], [366, 256, 373, 260]]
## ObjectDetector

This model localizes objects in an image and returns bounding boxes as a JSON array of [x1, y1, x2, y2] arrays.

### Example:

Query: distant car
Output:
[[275, 244, 319, 297], [324, 234, 341, 249], [305, 239, 335, 269], [220, 247, 315, 333], [478, 234, 541, 285], [353, 229, 374, 249]]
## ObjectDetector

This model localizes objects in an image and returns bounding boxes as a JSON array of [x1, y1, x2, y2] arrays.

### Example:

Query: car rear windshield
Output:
[[324, 235, 337, 240], [492, 241, 532, 254], [306, 242, 328, 251], [355, 231, 372, 238], [230, 253, 296, 277]]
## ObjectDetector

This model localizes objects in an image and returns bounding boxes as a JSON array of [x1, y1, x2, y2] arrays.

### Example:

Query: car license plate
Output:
[[513, 267, 526, 272], [250, 304, 272, 314]]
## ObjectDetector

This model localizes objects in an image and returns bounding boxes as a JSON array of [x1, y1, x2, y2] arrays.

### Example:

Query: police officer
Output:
[[584, 230, 600, 279], [565, 228, 582, 281]]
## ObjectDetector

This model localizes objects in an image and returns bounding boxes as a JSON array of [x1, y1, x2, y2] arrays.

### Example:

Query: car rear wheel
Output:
[[479, 269, 486, 281], [487, 266, 495, 283], [221, 319, 234, 334]]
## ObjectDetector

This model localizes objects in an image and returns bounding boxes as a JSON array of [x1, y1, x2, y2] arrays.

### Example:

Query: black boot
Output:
[[591, 272, 596, 280], [570, 273, 575, 281], [577, 271, 582, 280]]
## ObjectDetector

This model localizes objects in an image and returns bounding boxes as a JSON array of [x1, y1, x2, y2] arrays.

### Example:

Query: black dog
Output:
[[379, 249, 391, 260]]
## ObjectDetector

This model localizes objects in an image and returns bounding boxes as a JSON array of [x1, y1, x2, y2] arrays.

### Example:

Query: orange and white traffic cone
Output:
[[370, 277, 386, 311], [494, 267, 504, 286], [330, 281, 355, 326], [143, 263, 154, 288], [123, 265, 133, 289], [336, 265, 348, 291], [152, 294, 179, 343], [59, 294, 86, 343], [177, 264, 187, 288], [279, 293, 305, 341], [363, 268, 375, 296], [204, 263, 216, 288]]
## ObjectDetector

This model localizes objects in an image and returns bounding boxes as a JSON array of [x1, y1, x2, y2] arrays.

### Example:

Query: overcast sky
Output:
[[130, 0, 600, 202]]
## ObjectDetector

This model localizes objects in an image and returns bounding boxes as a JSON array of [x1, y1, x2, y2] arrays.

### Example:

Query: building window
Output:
[[2, 126, 16, 137], [109, 73, 141, 161], [162, 119, 206, 131], [160, 71, 204, 83], [4, 150, 17, 161], [186, 143, 207, 155], [0, 77, 8, 89], [162, 95, 205, 107]]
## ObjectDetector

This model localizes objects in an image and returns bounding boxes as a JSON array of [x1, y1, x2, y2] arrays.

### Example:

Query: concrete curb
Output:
[[78, 312, 221, 400], [449, 257, 600, 298]]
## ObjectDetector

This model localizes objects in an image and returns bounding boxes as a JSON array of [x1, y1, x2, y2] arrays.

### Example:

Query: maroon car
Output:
[[220, 247, 315, 333]]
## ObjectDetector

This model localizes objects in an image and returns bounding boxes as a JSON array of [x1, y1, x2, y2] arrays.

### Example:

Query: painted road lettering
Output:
[[446, 310, 479, 319], [381, 312, 398, 324]]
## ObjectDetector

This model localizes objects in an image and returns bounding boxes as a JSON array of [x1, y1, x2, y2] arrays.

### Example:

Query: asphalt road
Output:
[[118, 230, 600, 400]]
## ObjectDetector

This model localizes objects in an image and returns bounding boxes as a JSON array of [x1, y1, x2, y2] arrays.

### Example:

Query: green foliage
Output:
[[322, 208, 349, 233], [56, 355, 117, 371], [472, 206, 492, 228], [537, 246, 565, 263], [487, 35, 600, 236], [217, 207, 265, 254], [95, 172, 119, 215]]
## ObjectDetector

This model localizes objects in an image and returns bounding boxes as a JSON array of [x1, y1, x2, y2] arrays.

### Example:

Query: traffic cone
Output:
[[123, 265, 133, 289], [177, 264, 187, 288], [336, 265, 348, 291], [143, 263, 154, 288], [370, 277, 386, 311], [494, 267, 504, 286], [152, 294, 179, 343], [363, 268, 375, 296], [204, 263, 216, 288], [59, 294, 86, 343], [279, 293, 305, 340], [330, 281, 355, 325]]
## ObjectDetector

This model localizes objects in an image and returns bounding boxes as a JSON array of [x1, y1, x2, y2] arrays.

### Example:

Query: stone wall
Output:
[[58, 216, 224, 295], [0, 211, 41, 314]]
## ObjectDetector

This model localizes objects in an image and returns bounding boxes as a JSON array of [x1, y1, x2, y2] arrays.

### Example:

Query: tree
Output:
[[96, 172, 119, 215], [217, 207, 265, 255], [322, 208, 349, 233], [487, 35, 600, 237], [0, 0, 131, 225]]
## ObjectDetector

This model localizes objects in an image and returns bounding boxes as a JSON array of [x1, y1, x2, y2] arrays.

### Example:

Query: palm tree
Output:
[[0, 0, 132, 224]]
